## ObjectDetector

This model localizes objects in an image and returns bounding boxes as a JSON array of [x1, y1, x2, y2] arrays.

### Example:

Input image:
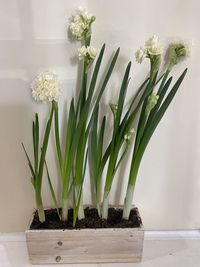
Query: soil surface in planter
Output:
[[30, 207, 142, 230]]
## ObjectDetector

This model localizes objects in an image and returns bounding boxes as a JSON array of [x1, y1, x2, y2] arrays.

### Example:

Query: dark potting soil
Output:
[[30, 207, 142, 230]]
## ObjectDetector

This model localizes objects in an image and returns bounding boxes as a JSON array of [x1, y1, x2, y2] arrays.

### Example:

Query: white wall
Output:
[[0, 0, 199, 232]]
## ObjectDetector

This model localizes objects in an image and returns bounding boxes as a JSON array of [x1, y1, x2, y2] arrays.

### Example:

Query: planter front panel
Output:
[[26, 228, 144, 264]]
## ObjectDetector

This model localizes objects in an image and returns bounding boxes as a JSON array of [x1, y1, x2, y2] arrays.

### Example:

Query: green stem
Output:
[[80, 63, 88, 112], [72, 184, 84, 225], [96, 177, 101, 217], [133, 80, 153, 157], [36, 193, 45, 223], [61, 197, 68, 221], [97, 203, 101, 218], [123, 184, 135, 219], [102, 147, 118, 219], [61, 168, 71, 221], [78, 193, 85, 219], [114, 142, 129, 175], [102, 191, 109, 219], [123, 147, 143, 219], [158, 69, 170, 95], [149, 55, 161, 82]]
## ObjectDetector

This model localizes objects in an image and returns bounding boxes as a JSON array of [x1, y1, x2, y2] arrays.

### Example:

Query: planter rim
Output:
[[27, 205, 143, 231], [26, 227, 143, 233]]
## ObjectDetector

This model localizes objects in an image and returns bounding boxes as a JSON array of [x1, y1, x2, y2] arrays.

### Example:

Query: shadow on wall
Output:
[[0, 103, 35, 232]]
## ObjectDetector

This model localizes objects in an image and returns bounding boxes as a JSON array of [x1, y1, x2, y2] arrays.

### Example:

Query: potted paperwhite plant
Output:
[[23, 7, 191, 264]]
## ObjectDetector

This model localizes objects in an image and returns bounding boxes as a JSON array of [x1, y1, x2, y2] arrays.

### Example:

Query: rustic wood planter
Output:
[[26, 209, 144, 264]]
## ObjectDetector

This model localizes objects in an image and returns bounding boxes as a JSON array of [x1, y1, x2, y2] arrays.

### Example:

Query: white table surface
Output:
[[0, 231, 200, 267]]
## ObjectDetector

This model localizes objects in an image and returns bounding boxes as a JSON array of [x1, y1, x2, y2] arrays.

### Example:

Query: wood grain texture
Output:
[[26, 227, 144, 264], [26, 208, 144, 264]]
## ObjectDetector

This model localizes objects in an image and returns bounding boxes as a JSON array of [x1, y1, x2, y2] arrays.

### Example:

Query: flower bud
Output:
[[124, 128, 135, 142], [109, 103, 118, 117], [145, 92, 159, 115]]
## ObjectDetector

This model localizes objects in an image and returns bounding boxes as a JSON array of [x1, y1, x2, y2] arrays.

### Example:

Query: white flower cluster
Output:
[[31, 71, 60, 102], [78, 45, 97, 60], [145, 35, 162, 56], [135, 47, 147, 64], [135, 35, 162, 63], [69, 7, 95, 40]]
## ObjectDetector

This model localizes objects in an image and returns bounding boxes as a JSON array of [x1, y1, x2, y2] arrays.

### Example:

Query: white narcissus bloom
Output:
[[78, 45, 97, 60], [78, 7, 93, 21], [135, 35, 162, 64], [145, 35, 160, 47], [168, 39, 192, 69], [147, 42, 162, 56], [69, 7, 95, 40], [183, 39, 193, 58], [31, 71, 60, 102], [78, 46, 88, 59], [145, 35, 162, 56], [87, 46, 97, 59], [135, 47, 147, 63], [69, 20, 84, 40]]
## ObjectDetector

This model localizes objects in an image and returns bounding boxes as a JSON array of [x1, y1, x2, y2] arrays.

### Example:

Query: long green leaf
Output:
[[22, 143, 35, 179], [54, 101, 63, 171], [135, 68, 187, 166], [87, 47, 120, 131], [133, 76, 158, 155], [122, 78, 149, 124], [64, 98, 76, 172], [32, 114, 39, 175], [115, 62, 131, 130], [117, 79, 154, 145], [79, 63, 88, 113], [99, 142, 111, 174], [74, 125, 87, 185], [68, 47, 121, 187], [89, 105, 99, 179], [73, 149, 88, 226], [104, 62, 132, 192], [86, 44, 106, 105], [99, 78, 150, 174], [97, 116, 106, 166], [144, 76, 173, 134], [45, 160, 61, 220], [37, 104, 54, 191]]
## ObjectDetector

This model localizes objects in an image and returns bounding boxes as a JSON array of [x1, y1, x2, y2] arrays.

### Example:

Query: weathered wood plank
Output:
[[26, 207, 144, 264], [26, 227, 144, 264]]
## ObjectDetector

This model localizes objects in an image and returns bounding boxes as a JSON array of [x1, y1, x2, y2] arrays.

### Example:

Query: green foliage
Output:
[[22, 103, 56, 222], [123, 68, 187, 219], [23, 11, 189, 225], [89, 105, 106, 216]]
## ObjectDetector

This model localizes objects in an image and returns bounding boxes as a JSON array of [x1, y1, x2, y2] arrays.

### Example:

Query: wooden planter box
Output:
[[26, 209, 144, 264]]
